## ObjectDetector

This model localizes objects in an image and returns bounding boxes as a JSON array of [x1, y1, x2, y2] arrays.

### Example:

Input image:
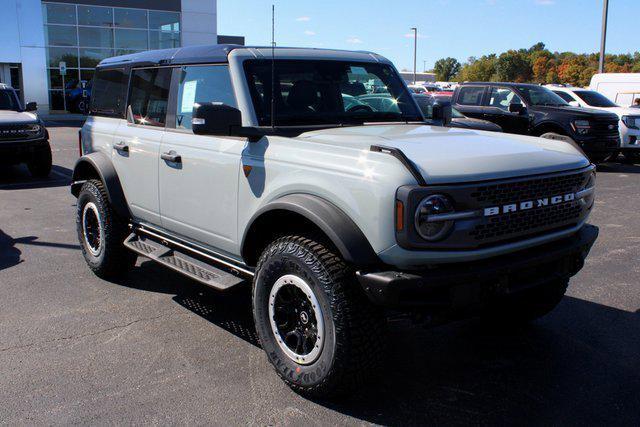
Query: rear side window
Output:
[[457, 86, 484, 105], [553, 91, 575, 103], [129, 67, 172, 127], [90, 68, 128, 117], [175, 65, 237, 130]]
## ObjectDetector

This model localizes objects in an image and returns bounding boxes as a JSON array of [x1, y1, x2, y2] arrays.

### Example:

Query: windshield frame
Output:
[[515, 85, 569, 107], [0, 89, 21, 112], [242, 59, 423, 127]]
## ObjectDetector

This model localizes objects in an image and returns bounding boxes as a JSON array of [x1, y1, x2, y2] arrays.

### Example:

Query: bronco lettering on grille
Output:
[[483, 193, 576, 217]]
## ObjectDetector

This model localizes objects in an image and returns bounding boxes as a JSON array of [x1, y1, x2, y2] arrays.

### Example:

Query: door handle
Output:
[[113, 141, 129, 152], [161, 150, 181, 163]]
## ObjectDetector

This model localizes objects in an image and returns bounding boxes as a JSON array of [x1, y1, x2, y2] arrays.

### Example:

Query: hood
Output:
[[585, 106, 640, 119], [451, 117, 502, 132], [533, 105, 618, 120], [297, 124, 590, 184], [0, 110, 39, 124]]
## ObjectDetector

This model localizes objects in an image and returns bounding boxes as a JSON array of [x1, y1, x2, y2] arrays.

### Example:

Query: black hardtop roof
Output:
[[96, 44, 381, 69]]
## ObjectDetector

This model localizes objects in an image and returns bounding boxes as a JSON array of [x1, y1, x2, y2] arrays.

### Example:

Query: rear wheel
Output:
[[483, 278, 569, 324], [76, 179, 136, 279], [252, 235, 386, 398], [27, 143, 52, 178]]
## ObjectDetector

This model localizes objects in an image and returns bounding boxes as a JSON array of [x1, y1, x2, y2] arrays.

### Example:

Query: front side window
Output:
[[487, 87, 523, 111], [90, 68, 128, 116], [175, 65, 237, 130], [129, 67, 172, 127], [457, 86, 484, 106], [553, 91, 576, 103], [574, 90, 617, 108], [244, 60, 421, 126]]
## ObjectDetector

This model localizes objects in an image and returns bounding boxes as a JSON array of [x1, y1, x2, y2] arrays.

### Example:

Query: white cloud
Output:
[[534, 0, 555, 5], [346, 37, 363, 44], [296, 16, 311, 21], [304, 30, 316, 36]]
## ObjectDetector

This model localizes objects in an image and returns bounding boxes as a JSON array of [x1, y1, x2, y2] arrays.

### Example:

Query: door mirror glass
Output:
[[508, 102, 525, 114], [432, 100, 453, 126], [25, 102, 37, 112], [192, 102, 242, 136]]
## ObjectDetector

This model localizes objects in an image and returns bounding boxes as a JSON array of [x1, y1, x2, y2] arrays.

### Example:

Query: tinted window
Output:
[[553, 91, 575, 103], [574, 90, 617, 108], [45, 25, 78, 47], [457, 86, 484, 105], [175, 65, 236, 130], [149, 11, 180, 32], [115, 29, 148, 50], [42, 3, 76, 25], [114, 8, 147, 28], [77, 5, 113, 27], [516, 86, 568, 106], [78, 27, 114, 48], [129, 68, 172, 127], [0, 90, 19, 111], [244, 60, 421, 126], [487, 87, 523, 111], [90, 68, 128, 117]]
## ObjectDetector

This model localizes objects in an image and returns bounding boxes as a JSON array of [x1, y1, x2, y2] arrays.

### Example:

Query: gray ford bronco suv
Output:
[[0, 84, 51, 177], [71, 45, 598, 397]]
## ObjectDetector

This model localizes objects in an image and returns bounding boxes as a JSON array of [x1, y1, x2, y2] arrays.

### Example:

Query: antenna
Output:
[[270, 4, 276, 129]]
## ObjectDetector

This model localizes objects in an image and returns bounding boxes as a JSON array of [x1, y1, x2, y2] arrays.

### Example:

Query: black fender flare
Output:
[[532, 121, 571, 137], [241, 193, 380, 267], [70, 152, 130, 219]]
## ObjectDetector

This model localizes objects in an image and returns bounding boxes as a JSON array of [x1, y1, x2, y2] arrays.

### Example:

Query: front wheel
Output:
[[252, 235, 386, 398], [27, 143, 52, 178], [76, 179, 136, 279]]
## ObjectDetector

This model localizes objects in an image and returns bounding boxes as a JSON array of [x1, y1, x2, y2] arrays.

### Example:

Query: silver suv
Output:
[[71, 45, 598, 397]]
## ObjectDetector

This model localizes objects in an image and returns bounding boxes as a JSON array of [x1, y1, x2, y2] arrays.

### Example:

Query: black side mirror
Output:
[[508, 103, 525, 114], [192, 102, 242, 136], [432, 100, 453, 126], [25, 102, 37, 112]]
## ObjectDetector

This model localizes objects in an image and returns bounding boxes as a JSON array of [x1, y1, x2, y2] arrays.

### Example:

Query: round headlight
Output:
[[414, 194, 455, 241]]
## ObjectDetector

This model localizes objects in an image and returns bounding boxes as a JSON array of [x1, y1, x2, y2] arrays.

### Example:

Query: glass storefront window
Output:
[[80, 69, 95, 83], [114, 8, 147, 28], [49, 90, 65, 110], [115, 29, 148, 50], [47, 47, 79, 68], [80, 48, 115, 68], [46, 25, 78, 47], [149, 31, 180, 50], [77, 5, 113, 27], [43, 3, 76, 25], [79, 27, 114, 48], [149, 11, 180, 32]]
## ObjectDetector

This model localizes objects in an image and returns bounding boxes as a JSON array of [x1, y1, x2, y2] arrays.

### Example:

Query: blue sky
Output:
[[218, 0, 640, 71]]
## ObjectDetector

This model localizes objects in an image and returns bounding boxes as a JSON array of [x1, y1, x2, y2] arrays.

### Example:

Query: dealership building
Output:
[[0, 0, 228, 113]]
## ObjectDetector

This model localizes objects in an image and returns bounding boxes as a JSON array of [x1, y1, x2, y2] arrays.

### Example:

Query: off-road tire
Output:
[[27, 143, 52, 178], [76, 179, 136, 279], [484, 278, 569, 324], [252, 235, 386, 398]]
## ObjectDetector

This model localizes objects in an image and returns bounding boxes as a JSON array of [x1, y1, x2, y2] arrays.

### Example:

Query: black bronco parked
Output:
[[452, 82, 620, 162]]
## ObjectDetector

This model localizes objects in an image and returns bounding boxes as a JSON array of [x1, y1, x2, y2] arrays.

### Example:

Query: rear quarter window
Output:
[[90, 68, 129, 117]]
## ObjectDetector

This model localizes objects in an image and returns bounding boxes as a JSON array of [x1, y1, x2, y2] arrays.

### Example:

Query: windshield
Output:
[[0, 89, 20, 111], [516, 85, 569, 107], [413, 94, 464, 119], [574, 90, 618, 108], [244, 60, 422, 126]]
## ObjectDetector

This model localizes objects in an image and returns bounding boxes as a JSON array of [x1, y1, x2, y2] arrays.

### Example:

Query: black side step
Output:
[[123, 233, 245, 290]]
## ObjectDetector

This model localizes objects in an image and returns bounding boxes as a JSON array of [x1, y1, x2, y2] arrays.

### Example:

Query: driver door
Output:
[[483, 87, 529, 134]]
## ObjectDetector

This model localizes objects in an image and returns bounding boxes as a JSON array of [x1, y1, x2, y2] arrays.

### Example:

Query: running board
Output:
[[123, 233, 245, 290]]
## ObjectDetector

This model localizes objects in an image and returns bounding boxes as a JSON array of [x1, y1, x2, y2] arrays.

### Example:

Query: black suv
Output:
[[0, 84, 51, 177], [452, 82, 620, 162]]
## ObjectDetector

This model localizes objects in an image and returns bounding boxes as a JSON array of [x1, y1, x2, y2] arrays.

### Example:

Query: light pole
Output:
[[598, 0, 609, 73], [423, 60, 427, 73], [411, 27, 417, 84]]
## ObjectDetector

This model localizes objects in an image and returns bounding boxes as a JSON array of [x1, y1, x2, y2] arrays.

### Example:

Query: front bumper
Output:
[[356, 224, 598, 309], [0, 137, 49, 163], [576, 135, 620, 153]]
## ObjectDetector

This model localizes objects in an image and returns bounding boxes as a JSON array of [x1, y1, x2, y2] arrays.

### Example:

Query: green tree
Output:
[[433, 57, 461, 81], [457, 54, 497, 82], [495, 50, 532, 82]]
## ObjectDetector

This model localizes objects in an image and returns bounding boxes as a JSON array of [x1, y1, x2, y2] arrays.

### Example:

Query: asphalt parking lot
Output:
[[1, 126, 639, 425]]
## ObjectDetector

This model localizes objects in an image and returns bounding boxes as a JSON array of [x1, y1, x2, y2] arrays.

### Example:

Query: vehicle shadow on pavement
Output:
[[597, 160, 640, 174], [0, 229, 22, 271], [0, 165, 72, 189], [115, 260, 640, 425]]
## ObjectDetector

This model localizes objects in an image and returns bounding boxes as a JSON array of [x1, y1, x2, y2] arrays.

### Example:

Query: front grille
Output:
[[469, 169, 592, 244], [590, 118, 620, 139], [0, 124, 40, 142]]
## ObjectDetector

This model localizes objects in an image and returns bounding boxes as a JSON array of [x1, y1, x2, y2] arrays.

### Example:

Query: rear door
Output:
[[158, 64, 243, 255], [483, 86, 529, 134], [111, 67, 172, 225], [453, 85, 486, 119]]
